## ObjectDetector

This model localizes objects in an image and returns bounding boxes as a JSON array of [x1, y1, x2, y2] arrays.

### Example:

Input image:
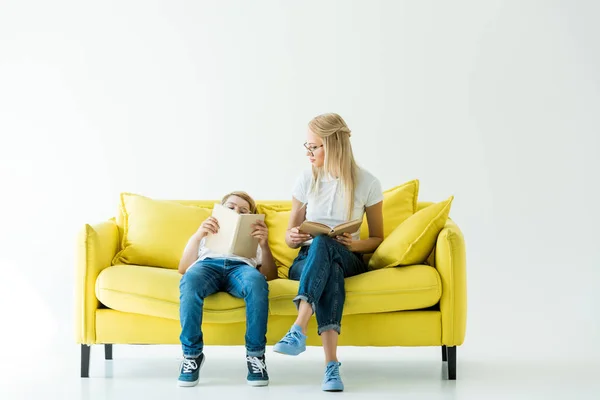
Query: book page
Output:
[[204, 204, 240, 255], [232, 213, 265, 259], [299, 221, 332, 237], [330, 218, 363, 237]]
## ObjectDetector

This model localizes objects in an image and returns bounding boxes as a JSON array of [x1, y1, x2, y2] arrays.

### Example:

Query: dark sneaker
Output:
[[246, 355, 269, 386], [273, 325, 307, 356], [177, 353, 205, 387], [322, 361, 344, 392]]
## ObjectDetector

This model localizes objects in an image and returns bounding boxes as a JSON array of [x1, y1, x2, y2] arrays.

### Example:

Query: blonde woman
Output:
[[177, 191, 277, 387], [273, 113, 384, 391]]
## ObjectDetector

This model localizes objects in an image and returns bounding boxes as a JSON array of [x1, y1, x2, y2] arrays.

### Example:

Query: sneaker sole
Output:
[[177, 379, 199, 387], [247, 379, 269, 387], [177, 355, 205, 387], [273, 344, 306, 356]]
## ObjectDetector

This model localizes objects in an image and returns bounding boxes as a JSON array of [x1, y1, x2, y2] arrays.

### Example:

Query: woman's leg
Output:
[[275, 236, 364, 356], [312, 239, 366, 392], [315, 244, 365, 362]]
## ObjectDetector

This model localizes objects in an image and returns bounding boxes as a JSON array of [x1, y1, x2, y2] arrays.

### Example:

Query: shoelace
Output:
[[181, 358, 198, 374], [280, 330, 303, 345], [325, 363, 341, 381], [246, 356, 267, 376]]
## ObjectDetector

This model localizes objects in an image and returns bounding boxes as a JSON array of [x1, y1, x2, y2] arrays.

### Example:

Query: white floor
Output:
[[0, 343, 598, 400]]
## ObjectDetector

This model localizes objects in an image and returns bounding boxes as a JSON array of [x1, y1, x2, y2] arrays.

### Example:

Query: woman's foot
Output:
[[246, 354, 269, 386], [273, 324, 307, 356], [177, 353, 205, 387], [322, 361, 344, 392]]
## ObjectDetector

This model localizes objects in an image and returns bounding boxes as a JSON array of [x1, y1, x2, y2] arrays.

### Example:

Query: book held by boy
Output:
[[204, 203, 265, 259], [299, 218, 363, 238]]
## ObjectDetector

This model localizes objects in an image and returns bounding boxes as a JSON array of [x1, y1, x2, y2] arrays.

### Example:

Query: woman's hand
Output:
[[195, 216, 219, 239], [335, 232, 356, 251], [287, 227, 312, 248], [251, 220, 270, 248]]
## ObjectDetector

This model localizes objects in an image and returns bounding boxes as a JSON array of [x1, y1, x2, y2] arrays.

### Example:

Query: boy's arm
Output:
[[178, 217, 219, 274], [258, 244, 278, 281], [178, 233, 203, 274]]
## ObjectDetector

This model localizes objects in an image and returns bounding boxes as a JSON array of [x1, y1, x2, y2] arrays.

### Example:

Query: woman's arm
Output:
[[286, 197, 312, 248], [336, 201, 384, 253]]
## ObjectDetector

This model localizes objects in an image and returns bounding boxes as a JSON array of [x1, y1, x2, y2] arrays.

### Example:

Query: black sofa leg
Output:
[[105, 344, 113, 360], [446, 346, 456, 380], [81, 345, 90, 378], [442, 345, 447, 362]]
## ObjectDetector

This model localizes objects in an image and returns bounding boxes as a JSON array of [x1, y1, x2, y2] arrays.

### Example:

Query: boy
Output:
[[177, 191, 277, 387]]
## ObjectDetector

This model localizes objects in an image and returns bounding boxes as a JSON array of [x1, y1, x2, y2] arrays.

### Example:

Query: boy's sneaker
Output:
[[273, 324, 307, 356], [322, 361, 344, 392], [246, 355, 269, 386], [177, 353, 205, 387]]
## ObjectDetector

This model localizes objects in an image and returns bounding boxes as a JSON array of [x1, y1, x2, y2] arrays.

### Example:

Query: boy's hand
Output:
[[195, 217, 219, 239], [251, 220, 269, 248]]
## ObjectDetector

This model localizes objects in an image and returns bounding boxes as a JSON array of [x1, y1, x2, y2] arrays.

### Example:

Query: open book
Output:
[[299, 218, 363, 238], [204, 204, 265, 259]]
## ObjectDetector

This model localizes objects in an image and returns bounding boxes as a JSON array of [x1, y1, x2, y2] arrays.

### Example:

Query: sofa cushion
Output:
[[96, 264, 249, 323], [96, 264, 441, 322], [257, 204, 299, 278], [269, 265, 441, 316], [370, 197, 453, 269], [360, 179, 420, 239], [113, 193, 212, 269]]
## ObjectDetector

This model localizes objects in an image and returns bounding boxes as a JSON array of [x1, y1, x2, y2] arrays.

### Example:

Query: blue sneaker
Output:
[[177, 353, 205, 387], [322, 361, 344, 392], [273, 325, 307, 356], [246, 355, 269, 386]]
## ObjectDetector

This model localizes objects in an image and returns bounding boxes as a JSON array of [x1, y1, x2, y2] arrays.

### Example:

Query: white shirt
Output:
[[292, 167, 383, 242], [195, 237, 262, 268]]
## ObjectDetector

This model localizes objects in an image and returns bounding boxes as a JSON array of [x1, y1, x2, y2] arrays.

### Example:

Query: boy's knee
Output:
[[245, 274, 268, 295]]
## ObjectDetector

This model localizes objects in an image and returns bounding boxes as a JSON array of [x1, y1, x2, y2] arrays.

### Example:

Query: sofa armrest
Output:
[[435, 219, 467, 346], [75, 219, 119, 344]]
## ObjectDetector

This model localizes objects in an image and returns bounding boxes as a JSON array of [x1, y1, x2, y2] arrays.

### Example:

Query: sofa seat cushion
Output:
[[96, 265, 249, 323], [96, 264, 441, 323], [269, 265, 441, 316]]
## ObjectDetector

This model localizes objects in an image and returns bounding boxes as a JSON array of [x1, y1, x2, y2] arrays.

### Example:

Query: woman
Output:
[[273, 113, 384, 392], [177, 191, 277, 387]]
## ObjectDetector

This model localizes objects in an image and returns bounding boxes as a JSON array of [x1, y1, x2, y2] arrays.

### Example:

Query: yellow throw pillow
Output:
[[113, 193, 212, 269], [369, 196, 453, 269], [360, 179, 420, 239], [257, 204, 300, 278]]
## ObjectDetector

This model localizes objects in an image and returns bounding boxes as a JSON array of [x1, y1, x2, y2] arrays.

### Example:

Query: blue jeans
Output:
[[179, 258, 269, 357], [288, 235, 367, 335]]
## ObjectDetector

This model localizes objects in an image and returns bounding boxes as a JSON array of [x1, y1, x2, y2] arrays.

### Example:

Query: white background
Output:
[[1, 0, 599, 367]]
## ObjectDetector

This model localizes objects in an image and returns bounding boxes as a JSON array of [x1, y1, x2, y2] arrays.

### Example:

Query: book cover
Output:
[[204, 204, 265, 259]]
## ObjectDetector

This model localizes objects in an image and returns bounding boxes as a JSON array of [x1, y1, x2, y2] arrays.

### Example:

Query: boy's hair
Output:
[[221, 191, 257, 214]]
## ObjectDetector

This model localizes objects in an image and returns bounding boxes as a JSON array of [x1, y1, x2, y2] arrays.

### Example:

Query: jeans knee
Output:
[[311, 235, 333, 248], [180, 271, 207, 299], [245, 274, 268, 297]]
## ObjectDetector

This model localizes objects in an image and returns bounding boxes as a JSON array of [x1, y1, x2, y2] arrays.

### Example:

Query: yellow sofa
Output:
[[75, 197, 467, 380]]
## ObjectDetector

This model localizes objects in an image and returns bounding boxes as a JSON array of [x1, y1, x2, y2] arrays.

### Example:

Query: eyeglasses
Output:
[[304, 143, 324, 156]]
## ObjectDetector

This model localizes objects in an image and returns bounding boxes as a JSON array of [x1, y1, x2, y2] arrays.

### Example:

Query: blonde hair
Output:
[[221, 191, 257, 214], [308, 113, 358, 220]]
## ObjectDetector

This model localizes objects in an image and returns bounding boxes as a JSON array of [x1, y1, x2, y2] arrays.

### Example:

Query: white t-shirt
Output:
[[195, 237, 262, 268], [292, 167, 384, 242]]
